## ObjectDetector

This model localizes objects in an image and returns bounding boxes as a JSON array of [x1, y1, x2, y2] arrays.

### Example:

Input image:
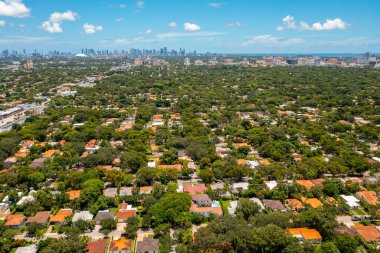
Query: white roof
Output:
[[264, 180, 277, 190], [340, 195, 360, 208], [72, 211, 94, 222], [15, 245, 37, 253], [147, 161, 156, 168], [249, 197, 265, 210]]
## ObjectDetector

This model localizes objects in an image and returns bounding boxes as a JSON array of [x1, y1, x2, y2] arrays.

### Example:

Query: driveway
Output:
[[337, 215, 355, 228]]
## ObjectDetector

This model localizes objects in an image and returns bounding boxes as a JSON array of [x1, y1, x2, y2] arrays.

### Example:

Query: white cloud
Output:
[[0, 20, 5, 26], [244, 34, 303, 46], [208, 2, 224, 8], [225, 22, 241, 28], [116, 18, 124, 22], [168, 22, 177, 29], [156, 31, 225, 39], [277, 15, 349, 31], [41, 10, 78, 33], [0, 35, 51, 44], [143, 28, 152, 34], [83, 23, 103, 34], [184, 22, 200, 31], [0, 0, 30, 18], [119, 4, 127, 8], [136, 1, 144, 8]]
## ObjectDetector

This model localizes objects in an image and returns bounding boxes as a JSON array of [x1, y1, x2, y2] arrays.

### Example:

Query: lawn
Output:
[[221, 200, 231, 215], [351, 209, 367, 216]]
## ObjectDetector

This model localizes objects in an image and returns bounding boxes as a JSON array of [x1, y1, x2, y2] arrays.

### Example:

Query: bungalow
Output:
[[210, 182, 225, 191], [191, 194, 212, 206], [5, 214, 25, 228], [190, 203, 223, 217], [15, 244, 38, 253], [86, 239, 107, 253], [50, 209, 72, 225], [120, 187, 134, 196], [109, 238, 132, 253], [117, 203, 137, 223], [183, 184, 207, 195], [301, 198, 324, 209], [0, 203, 10, 220], [29, 158, 46, 169], [231, 182, 249, 194], [356, 191, 379, 206], [263, 199, 287, 212], [16, 191, 36, 206], [157, 164, 182, 171], [26, 211, 50, 226], [250, 198, 265, 211], [85, 139, 100, 152], [227, 201, 238, 215], [2, 156, 17, 169], [296, 180, 315, 190], [285, 199, 305, 212], [67, 190, 81, 200], [139, 186, 153, 195], [103, 188, 118, 198], [94, 210, 115, 225], [351, 225, 380, 243], [136, 237, 159, 253], [264, 180, 277, 190], [43, 149, 60, 158], [340, 195, 361, 209], [288, 228, 322, 243], [72, 211, 94, 223]]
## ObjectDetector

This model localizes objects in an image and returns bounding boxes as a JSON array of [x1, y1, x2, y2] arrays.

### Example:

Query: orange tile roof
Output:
[[67, 190, 81, 200], [311, 178, 325, 187], [302, 198, 323, 208], [296, 180, 315, 189], [288, 228, 322, 241], [5, 214, 25, 226], [352, 226, 380, 242], [150, 145, 159, 151], [286, 199, 305, 210], [259, 159, 271, 166], [356, 191, 379, 206], [87, 239, 107, 253], [43, 149, 59, 158], [109, 238, 132, 251], [232, 143, 251, 148], [158, 164, 182, 171], [190, 203, 223, 216], [50, 209, 72, 223], [237, 159, 247, 165], [117, 210, 136, 220]]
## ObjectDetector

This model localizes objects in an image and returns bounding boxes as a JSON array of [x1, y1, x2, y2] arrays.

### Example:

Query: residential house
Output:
[[72, 211, 94, 223], [86, 239, 107, 253], [50, 209, 72, 225], [16, 191, 36, 206], [302, 198, 324, 209], [210, 182, 224, 191], [157, 164, 182, 171], [5, 214, 25, 228], [263, 199, 287, 212], [288, 228, 322, 243], [356, 191, 379, 206], [136, 237, 159, 253], [85, 139, 100, 152], [296, 180, 315, 190], [15, 244, 38, 253], [250, 198, 265, 211], [67, 190, 81, 200], [191, 194, 212, 206], [117, 203, 137, 223], [2, 156, 17, 169], [264, 180, 277, 190], [103, 188, 118, 198], [227, 201, 238, 215], [139, 186, 153, 195], [285, 199, 305, 212], [29, 158, 46, 169], [340, 195, 361, 209], [26, 211, 50, 226], [109, 238, 132, 253], [183, 184, 207, 195], [231, 182, 249, 194], [94, 210, 115, 225], [43, 149, 59, 158], [120, 187, 134, 196], [351, 225, 380, 243], [0, 203, 10, 220]]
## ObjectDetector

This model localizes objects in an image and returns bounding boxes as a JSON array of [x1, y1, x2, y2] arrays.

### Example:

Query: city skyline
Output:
[[0, 0, 380, 53]]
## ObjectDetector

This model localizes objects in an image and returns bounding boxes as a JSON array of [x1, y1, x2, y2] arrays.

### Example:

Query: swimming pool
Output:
[[212, 201, 220, 207]]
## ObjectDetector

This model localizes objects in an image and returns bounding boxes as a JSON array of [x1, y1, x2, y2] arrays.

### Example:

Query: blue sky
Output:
[[0, 0, 380, 53]]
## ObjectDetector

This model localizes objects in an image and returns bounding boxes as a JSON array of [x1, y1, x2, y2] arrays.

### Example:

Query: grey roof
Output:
[[263, 199, 287, 211], [103, 188, 118, 197], [191, 194, 211, 203], [94, 210, 115, 222], [120, 187, 133, 196], [29, 158, 46, 168], [137, 237, 159, 252]]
